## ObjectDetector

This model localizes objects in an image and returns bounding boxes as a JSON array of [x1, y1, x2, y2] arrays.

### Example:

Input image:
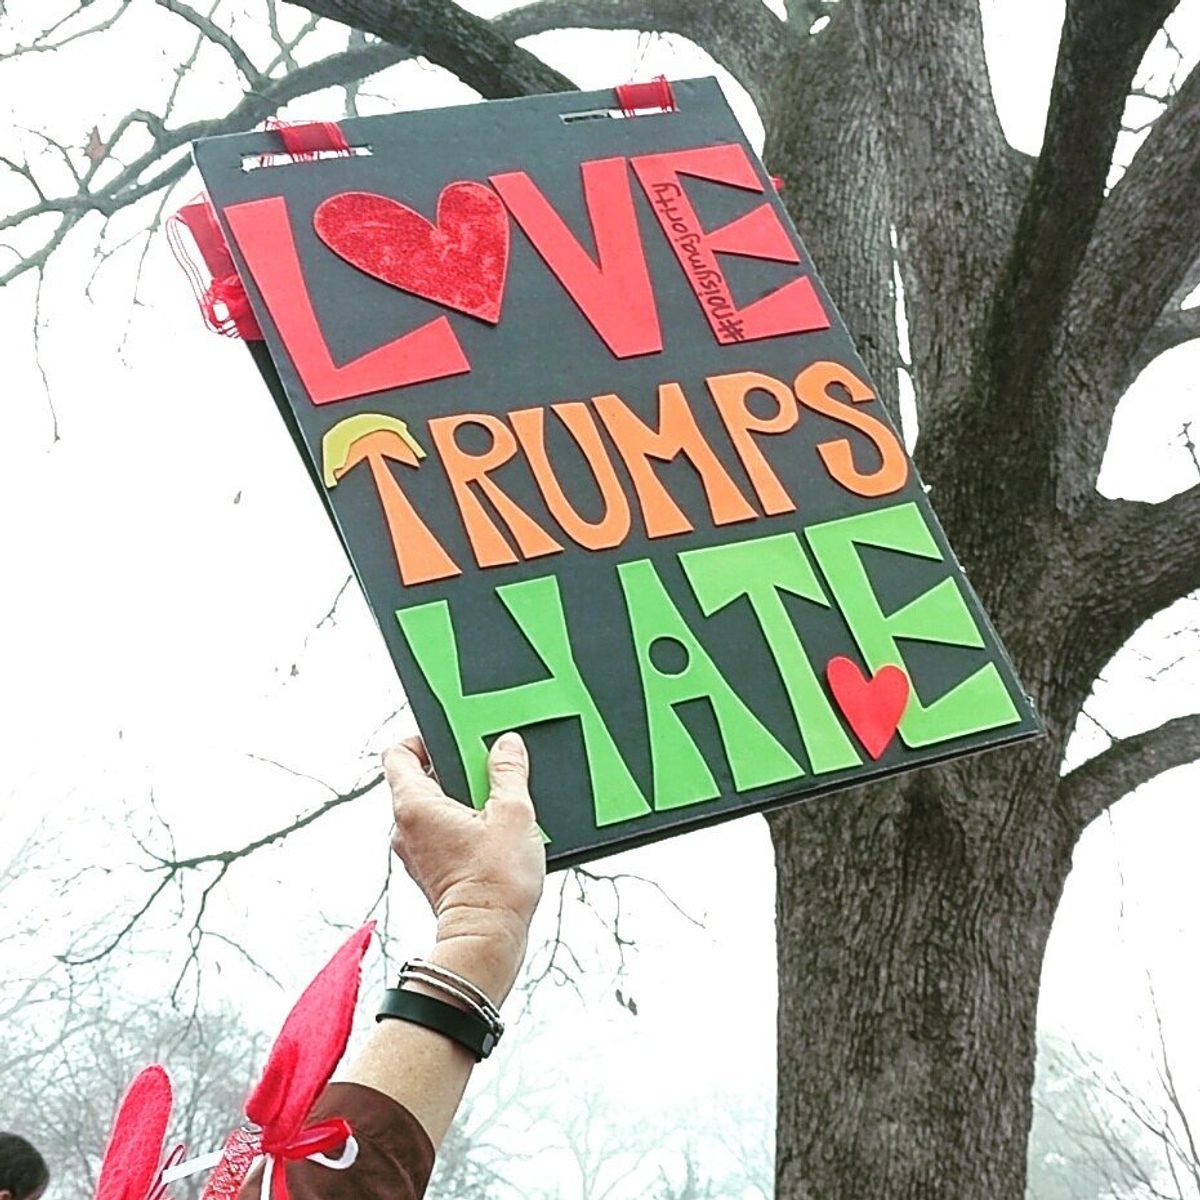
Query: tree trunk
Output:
[[770, 735, 1078, 1199], [760, 8, 1115, 1195]]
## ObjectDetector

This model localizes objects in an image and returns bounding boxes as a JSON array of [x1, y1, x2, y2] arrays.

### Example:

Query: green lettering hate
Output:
[[680, 533, 861, 774]]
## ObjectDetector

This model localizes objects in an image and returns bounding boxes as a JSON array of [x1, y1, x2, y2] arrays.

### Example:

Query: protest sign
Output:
[[193, 78, 1040, 867]]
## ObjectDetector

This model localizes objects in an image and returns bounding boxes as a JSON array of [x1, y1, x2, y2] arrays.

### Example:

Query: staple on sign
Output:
[[560, 107, 680, 124], [241, 145, 373, 172]]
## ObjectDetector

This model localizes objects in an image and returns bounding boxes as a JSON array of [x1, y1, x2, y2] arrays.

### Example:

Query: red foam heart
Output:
[[314, 184, 509, 324], [826, 656, 910, 760]]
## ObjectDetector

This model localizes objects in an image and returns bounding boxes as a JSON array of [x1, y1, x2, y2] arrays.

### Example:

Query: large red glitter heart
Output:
[[314, 183, 509, 324], [826, 656, 910, 760]]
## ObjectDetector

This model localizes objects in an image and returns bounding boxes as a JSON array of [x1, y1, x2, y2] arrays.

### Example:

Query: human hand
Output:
[[382, 732, 545, 1003]]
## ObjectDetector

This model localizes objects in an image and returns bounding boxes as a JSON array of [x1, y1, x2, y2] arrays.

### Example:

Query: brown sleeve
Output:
[[237, 1083, 436, 1200]]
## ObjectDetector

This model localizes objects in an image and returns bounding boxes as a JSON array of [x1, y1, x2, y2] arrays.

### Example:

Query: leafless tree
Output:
[[424, 1012, 773, 1200], [0, 824, 111, 1081], [3, 1, 1200, 1197], [0, 991, 266, 1200], [1035, 982, 1200, 1200]]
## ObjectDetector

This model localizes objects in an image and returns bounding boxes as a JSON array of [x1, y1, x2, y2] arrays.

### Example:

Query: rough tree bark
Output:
[[4, 1, 1198, 1197], [763, 3, 1200, 1199]]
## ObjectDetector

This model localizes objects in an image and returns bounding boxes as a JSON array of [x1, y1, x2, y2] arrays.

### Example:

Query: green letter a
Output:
[[618, 558, 803, 812]]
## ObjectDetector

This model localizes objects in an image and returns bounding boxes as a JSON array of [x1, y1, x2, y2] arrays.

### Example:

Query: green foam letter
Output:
[[804, 502, 1020, 747], [396, 576, 650, 827], [617, 558, 803, 811], [680, 534, 861, 774]]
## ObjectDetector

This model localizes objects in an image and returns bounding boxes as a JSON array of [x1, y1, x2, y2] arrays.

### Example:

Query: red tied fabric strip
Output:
[[203, 274, 258, 337], [264, 1119, 353, 1200], [267, 1117, 352, 1161], [614, 75, 677, 116], [266, 118, 351, 162], [167, 197, 263, 340]]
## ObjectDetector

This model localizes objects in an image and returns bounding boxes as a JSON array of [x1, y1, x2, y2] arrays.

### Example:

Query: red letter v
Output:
[[490, 158, 662, 360]]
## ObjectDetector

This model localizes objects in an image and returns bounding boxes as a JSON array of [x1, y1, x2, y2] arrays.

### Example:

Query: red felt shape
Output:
[[826, 657, 910, 760], [614, 77, 677, 115], [490, 159, 662, 359], [631, 143, 830, 346], [314, 185, 509, 325], [245, 923, 374, 1153], [223, 196, 469, 405], [94, 1065, 173, 1200]]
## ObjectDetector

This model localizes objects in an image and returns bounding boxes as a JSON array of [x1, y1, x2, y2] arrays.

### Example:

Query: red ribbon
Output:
[[614, 75, 677, 116], [147, 1144, 187, 1200], [265, 119, 351, 162], [262, 1118, 353, 1200], [167, 197, 262, 340], [265, 1118, 352, 1161], [201, 273, 259, 339]]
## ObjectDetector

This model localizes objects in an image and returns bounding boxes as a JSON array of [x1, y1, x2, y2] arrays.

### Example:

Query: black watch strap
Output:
[[377, 988, 499, 1061]]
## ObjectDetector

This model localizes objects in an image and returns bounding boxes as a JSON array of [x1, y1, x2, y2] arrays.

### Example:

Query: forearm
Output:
[[341, 920, 526, 1148]]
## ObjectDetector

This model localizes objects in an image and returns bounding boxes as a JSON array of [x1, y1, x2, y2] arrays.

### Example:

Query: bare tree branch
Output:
[[1130, 305, 1200, 381], [784, 0, 832, 29], [1075, 484, 1200, 666], [1059, 712, 1200, 829], [762, 9, 900, 420], [155, 0, 266, 87], [1060, 60, 1200, 489], [986, 0, 1177, 413], [62, 770, 384, 968], [494, 0, 793, 110], [0, 40, 410, 287], [150, 770, 384, 871], [1129, 255, 1200, 382], [849, 0, 1024, 474], [0, 0, 136, 62], [289, 0, 576, 96]]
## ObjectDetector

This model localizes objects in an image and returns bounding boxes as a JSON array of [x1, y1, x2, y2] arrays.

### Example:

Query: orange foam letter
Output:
[[510, 403, 632, 551], [429, 413, 563, 569], [707, 370, 798, 516], [793, 362, 908, 498], [595, 383, 758, 539], [322, 415, 460, 586]]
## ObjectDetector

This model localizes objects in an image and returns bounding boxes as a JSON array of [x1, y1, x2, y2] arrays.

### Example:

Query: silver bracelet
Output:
[[398, 959, 505, 1038]]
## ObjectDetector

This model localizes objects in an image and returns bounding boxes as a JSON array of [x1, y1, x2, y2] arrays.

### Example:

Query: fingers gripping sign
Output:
[[383, 732, 546, 1006]]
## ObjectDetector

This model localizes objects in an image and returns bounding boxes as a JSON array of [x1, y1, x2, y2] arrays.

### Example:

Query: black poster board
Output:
[[193, 78, 1041, 869]]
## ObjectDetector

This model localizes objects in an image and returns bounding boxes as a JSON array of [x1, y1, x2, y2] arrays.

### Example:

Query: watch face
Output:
[[481, 1032, 496, 1056]]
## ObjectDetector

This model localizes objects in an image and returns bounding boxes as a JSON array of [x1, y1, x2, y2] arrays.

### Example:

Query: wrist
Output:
[[431, 911, 528, 1006]]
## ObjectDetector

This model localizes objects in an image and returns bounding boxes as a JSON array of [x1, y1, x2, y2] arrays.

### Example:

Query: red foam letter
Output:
[[631, 143, 830, 346], [490, 158, 662, 359], [223, 196, 470, 406]]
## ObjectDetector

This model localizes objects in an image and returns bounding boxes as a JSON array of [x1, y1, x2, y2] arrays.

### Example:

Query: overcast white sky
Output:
[[1, 0, 1199, 1180]]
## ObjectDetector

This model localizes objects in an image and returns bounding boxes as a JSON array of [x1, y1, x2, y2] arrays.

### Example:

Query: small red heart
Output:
[[826, 656, 910, 760], [314, 183, 509, 324]]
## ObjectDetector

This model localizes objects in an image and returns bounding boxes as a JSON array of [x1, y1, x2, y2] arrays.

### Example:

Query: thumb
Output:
[[486, 731, 532, 810]]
